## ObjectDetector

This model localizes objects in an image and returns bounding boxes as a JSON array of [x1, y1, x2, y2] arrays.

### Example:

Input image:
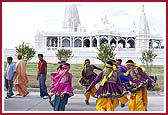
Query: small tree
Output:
[[140, 48, 157, 76], [97, 43, 116, 65], [15, 42, 36, 63], [55, 49, 73, 62]]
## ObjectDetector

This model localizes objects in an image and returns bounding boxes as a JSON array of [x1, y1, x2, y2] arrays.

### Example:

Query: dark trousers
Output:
[[38, 74, 48, 97], [5, 78, 14, 97]]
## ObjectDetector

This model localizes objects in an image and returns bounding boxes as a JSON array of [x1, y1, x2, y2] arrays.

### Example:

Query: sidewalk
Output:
[[3, 89, 165, 112], [15, 88, 165, 95], [3, 88, 165, 95]]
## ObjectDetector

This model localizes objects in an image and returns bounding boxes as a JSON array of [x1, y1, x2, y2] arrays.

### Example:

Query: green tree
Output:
[[15, 42, 36, 63], [97, 43, 116, 65], [140, 48, 157, 76], [55, 49, 73, 62]]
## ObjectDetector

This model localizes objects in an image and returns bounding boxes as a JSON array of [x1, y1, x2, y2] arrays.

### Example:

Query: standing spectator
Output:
[[14, 52, 29, 97], [4, 57, 16, 99], [79, 59, 102, 105], [36, 54, 49, 99]]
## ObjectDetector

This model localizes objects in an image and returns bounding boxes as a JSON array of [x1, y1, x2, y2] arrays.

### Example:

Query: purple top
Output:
[[87, 71, 127, 98], [124, 67, 155, 93], [136, 67, 154, 84]]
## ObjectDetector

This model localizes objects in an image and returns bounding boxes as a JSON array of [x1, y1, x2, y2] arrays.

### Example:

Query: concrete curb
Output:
[[4, 88, 164, 96], [26, 88, 164, 96]]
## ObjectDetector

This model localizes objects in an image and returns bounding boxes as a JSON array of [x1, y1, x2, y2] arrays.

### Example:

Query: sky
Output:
[[2, 2, 166, 49]]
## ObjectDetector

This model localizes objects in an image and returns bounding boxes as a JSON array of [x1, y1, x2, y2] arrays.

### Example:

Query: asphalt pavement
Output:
[[3, 88, 165, 112]]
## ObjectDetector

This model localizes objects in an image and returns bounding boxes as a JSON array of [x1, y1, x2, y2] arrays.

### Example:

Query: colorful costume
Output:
[[124, 64, 155, 111], [86, 64, 127, 111], [50, 65, 73, 111], [50, 72, 73, 96], [116, 65, 129, 107], [117, 65, 129, 84], [79, 64, 102, 86], [79, 60, 102, 104]]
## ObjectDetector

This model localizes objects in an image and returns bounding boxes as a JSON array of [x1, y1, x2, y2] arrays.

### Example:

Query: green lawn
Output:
[[4, 62, 164, 91]]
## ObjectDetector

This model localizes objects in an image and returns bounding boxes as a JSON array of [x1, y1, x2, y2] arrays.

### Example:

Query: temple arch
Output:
[[83, 38, 90, 47], [92, 38, 97, 47], [118, 38, 126, 48], [99, 35, 108, 45], [153, 40, 160, 48], [149, 39, 153, 48], [127, 37, 135, 48], [74, 39, 82, 47], [46, 37, 52, 47], [110, 38, 116, 47], [62, 38, 70, 47], [47, 37, 58, 47], [52, 37, 58, 47]]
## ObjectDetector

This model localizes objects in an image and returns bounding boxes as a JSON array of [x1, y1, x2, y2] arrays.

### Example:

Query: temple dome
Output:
[[95, 14, 114, 32]]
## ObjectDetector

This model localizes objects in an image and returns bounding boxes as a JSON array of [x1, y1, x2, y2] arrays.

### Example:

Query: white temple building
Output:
[[4, 4, 164, 65], [33, 4, 164, 65]]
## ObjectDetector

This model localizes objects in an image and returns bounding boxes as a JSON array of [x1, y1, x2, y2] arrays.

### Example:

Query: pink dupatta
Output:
[[50, 65, 70, 92]]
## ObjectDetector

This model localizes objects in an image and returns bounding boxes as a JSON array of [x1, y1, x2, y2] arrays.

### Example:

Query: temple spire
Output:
[[136, 4, 150, 50], [63, 4, 81, 32], [142, 4, 144, 13], [138, 4, 150, 35]]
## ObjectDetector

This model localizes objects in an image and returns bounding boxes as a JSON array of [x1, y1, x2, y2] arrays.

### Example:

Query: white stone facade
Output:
[[4, 4, 164, 65]]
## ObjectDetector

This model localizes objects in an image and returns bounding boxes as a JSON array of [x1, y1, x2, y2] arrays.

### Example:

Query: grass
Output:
[[4, 62, 164, 91]]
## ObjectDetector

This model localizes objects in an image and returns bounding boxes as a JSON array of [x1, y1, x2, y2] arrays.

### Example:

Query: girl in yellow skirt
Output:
[[125, 60, 155, 111], [79, 59, 102, 105]]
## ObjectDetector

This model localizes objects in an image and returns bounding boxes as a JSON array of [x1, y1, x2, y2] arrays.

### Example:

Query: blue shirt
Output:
[[5, 63, 16, 80], [117, 65, 130, 84]]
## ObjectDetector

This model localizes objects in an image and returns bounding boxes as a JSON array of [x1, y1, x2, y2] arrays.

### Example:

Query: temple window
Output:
[[62, 38, 70, 47], [83, 39, 90, 47]]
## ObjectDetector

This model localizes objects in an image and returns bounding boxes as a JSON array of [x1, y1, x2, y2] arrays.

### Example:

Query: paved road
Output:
[[3, 89, 165, 112]]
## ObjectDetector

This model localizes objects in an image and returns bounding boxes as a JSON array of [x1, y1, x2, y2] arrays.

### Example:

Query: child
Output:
[[79, 59, 102, 105], [48, 60, 66, 106], [49, 63, 73, 111]]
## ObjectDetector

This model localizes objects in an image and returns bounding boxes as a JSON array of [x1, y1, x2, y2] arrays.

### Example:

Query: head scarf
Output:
[[126, 60, 135, 66], [124, 61, 146, 76], [82, 59, 90, 75], [102, 64, 117, 71]]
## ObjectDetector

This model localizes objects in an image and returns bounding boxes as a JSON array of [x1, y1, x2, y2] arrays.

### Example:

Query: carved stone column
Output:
[[57, 36, 60, 47], [82, 37, 84, 47], [97, 36, 100, 47], [90, 36, 92, 47], [60, 37, 63, 47], [70, 36, 72, 47]]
